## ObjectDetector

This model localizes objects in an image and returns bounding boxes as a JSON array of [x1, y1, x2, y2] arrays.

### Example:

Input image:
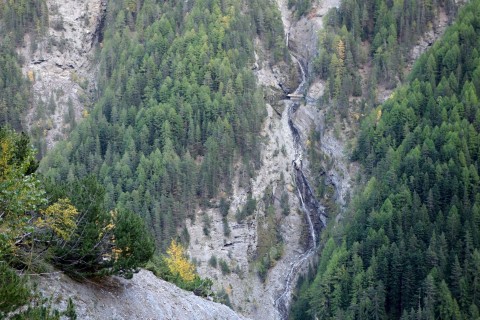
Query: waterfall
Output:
[[273, 49, 327, 319]]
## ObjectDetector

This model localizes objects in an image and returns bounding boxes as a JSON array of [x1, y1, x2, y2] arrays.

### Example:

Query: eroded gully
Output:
[[273, 44, 328, 319]]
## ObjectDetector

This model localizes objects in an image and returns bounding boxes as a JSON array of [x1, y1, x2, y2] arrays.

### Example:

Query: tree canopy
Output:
[[40, 0, 285, 251], [291, 0, 480, 318], [0, 127, 154, 316]]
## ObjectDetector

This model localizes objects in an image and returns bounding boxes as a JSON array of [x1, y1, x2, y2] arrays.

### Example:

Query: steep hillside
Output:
[[291, 0, 480, 318], [39, 0, 280, 251], [36, 269, 248, 320], [183, 1, 351, 319], [35, 0, 291, 318], [0, 0, 48, 131], [19, 0, 106, 157], [1, 0, 471, 319]]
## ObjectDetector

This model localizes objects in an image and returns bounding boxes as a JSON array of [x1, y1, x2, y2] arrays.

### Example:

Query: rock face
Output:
[[19, 0, 106, 150], [186, 1, 347, 320], [36, 269, 248, 320], [187, 100, 307, 319]]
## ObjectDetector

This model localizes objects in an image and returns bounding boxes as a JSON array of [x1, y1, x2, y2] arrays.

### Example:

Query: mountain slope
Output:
[[291, 0, 480, 318], [20, 0, 106, 157], [39, 0, 282, 251]]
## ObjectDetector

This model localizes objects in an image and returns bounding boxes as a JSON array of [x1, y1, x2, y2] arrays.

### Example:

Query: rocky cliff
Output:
[[19, 0, 105, 151]]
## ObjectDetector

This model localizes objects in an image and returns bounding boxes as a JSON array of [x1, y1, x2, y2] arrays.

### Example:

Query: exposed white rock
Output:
[[307, 80, 324, 101], [410, 9, 449, 61], [19, 0, 106, 150], [35, 269, 248, 320], [187, 99, 306, 319]]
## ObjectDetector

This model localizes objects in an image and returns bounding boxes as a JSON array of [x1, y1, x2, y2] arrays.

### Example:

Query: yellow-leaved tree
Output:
[[0, 128, 82, 257], [35, 198, 78, 241], [164, 240, 196, 282]]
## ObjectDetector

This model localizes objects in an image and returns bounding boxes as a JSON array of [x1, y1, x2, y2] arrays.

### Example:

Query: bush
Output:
[[219, 259, 231, 275], [219, 198, 230, 217], [215, 288, 232, 308], [146, 242, 213, 298], [0, 262, 30, 316], [280, 192, 290, 216], [235, 195, 257, 223], [209, 255, 218, 268], [46, 177, 154, 279], [202, 214, 211, 237]]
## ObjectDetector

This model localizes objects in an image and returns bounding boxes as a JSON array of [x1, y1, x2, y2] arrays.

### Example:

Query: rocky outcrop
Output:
[[35, 269, 248, 320], [186, 100, 307, 319], [254, 44, 299, 115], [19, 0, 106, 150]]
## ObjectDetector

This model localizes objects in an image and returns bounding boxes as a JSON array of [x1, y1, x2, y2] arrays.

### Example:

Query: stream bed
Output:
[[273, 55, 327, 319]]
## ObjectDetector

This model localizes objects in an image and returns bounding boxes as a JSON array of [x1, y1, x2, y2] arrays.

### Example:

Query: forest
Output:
[[2, 0, 480, 317], [291, 0, 480, 318], [0, 0, 285, 316], [311, 0, 456, 114], [39, 0, 286, 251]]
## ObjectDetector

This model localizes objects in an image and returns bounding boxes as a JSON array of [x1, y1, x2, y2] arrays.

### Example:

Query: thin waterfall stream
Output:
[[273, 40, 327, 320]]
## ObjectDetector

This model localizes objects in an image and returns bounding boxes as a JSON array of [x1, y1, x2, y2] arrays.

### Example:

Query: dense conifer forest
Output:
[[312, 0, 457, 113], [39, 0, 286, 251], [291, 0, 480, 318]]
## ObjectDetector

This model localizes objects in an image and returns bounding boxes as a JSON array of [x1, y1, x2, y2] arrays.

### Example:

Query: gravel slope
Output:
[[35, 269, 249, 320]]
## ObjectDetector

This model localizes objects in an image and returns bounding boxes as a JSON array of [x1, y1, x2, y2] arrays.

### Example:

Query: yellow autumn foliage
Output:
[[27, 70, 35, 82], [36, 198, 78, 240], [164, 240, 196, 282], [376, 108, 382, 123], [336, 39, 345, 64]]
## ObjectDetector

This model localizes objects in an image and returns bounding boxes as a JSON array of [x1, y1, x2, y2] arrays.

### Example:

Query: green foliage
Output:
[[39, 0, 281, 251], [146, 255, 213, 298], [0, 0, 48, 42], [9, 298, 61, 320], [209, 255, 218, 268], [255, 205, 283, 282], [219, 259, 231, 275], [8, 292, 77, 320], [215, 288, 232, 308], [0, 127, 48, 261], [0, 262, 30, 316], [112, 209, 155, 279], [291, 1, 480, 318], [288, 0, 312, 18], [223, 217, 231, 237], [280, 192, 290, 216], [45, 177, 154, 279], [235, 195, 257, 222], [219, 197, 230, 217], [45, 176, 112, 277], [0, 128, 68, 318], [202, 214, 212, 237], [0, 127, 43, 217], [313, 0, 457, 111], [64, 298, 77, 320], [0, 44, 31, 131], [0, 0, 48, 135], [0, 262, 73, 320]]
